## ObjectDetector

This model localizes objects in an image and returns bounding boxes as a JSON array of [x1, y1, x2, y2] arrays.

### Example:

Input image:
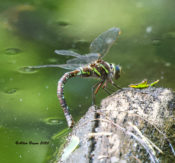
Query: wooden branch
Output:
[[57, 87, 175, 163]]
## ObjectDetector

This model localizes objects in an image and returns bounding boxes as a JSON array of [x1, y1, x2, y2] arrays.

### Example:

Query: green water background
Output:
[[0, 0, 175, 162]]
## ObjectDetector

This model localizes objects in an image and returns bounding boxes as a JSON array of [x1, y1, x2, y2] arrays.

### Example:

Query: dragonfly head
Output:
[[111, 64, 121, 80]]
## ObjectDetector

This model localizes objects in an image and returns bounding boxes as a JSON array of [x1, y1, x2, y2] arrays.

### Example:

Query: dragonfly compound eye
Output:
[[115, 65, 121, 79]]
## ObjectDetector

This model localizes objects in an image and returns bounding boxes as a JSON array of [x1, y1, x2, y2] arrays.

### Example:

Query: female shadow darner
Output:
[[28, 27, 122, 128]]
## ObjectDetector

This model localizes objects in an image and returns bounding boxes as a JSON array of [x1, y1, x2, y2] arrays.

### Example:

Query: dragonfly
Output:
[[27, 27, 122, 128]]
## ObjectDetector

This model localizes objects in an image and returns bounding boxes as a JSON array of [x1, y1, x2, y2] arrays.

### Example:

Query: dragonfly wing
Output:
[[56, 64, 82, 70], [26, 64, 81, 70], [83, 53, 100, 62], [27, 65, 66, 69], [66, 53, 99, 64], [90, 27, 120, 58], [54, 50, 82, 58]]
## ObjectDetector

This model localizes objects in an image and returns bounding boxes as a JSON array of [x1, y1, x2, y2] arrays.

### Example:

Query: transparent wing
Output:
[[54, 50, 82, 58], [49, 27, 120, 69], [55, 50, 99, 65], [66, 53, 100, 64], [56, 64, 83, 70], [25, 53, 99, 70], [26, 64, 82, 70], [90, 27, 120, 58]]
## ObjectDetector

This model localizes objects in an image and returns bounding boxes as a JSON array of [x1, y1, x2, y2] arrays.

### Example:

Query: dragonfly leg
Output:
[[105, 87, 114, 92], [112, 83, 121, 89], [102, 87, 111, 95], [94, 82, 103, 95], [101, 81, 111, 95], [92, 81, 104, 105], [101, 81, 121, 95]]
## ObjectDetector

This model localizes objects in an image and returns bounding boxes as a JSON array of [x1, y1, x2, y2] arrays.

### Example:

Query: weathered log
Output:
[[58, 87, 175, 163]]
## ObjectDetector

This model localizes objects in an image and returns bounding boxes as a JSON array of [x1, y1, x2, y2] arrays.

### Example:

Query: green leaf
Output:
[[129, 79, 159, 89], [61, 135, 80, 161]]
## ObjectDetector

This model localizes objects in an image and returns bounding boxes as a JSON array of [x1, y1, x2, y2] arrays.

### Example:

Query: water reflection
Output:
[[4, 88, 17, 94], [5, 48, 22, 55], [44, 117, 63, 125], [152, 39, 161, 46], [18, 67, 38, 74], [55, 20, 70, 27]]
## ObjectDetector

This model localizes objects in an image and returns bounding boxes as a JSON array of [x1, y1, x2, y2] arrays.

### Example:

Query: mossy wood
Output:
[[56, 87, 175, 163]]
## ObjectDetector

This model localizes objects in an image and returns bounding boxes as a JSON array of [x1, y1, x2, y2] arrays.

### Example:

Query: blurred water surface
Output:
[[0, 0, 175, 162]]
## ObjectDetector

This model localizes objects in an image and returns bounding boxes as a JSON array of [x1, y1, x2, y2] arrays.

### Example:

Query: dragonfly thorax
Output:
[[84, 60, 121, 83]]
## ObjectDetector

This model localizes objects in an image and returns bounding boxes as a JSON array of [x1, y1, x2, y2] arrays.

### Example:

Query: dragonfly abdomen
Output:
[[57, 70, 80, 127]]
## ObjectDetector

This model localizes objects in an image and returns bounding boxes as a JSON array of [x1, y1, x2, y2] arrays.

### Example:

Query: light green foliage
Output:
[[61, 136, 80, 161], [129, 79, 159, 89]]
